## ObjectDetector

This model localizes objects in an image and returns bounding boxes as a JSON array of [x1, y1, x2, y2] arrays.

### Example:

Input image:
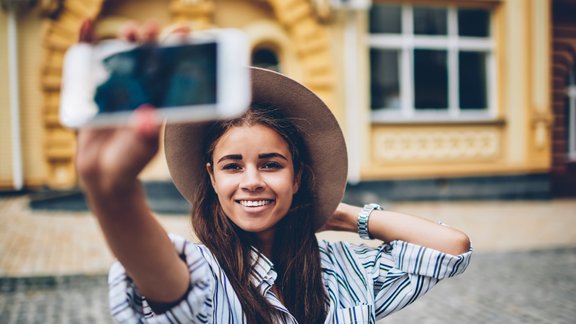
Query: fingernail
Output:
[[79, 19, 94, 43], [126, 31, 138, 42], [135, 105, 158, 136], [143, 22, 160, 42]]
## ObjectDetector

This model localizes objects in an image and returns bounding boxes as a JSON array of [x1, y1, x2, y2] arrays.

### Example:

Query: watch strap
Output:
[[357, 203, 382, 240]]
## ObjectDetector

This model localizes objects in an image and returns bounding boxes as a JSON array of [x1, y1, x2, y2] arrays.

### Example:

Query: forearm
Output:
[[74, 22, 190, 303], [335, 203, 471, 255], [84, 179, 190, 302]]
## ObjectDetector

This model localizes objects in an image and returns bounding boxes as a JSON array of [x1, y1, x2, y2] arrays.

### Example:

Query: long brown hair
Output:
[[190, 106, 328, 323]]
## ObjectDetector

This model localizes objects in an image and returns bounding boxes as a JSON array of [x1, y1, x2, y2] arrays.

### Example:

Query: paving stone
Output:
[[1, 195, 576, 323], [382, 248, 576, 324], [0, 275, 111, 324], [0, 249, 574, 323]]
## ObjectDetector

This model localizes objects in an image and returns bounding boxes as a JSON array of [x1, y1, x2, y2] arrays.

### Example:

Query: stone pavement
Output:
[[1, 195, 576, 323], [383, 247, 576, 324], [0, 196, 194, 277], [1, 248, 574, 323]]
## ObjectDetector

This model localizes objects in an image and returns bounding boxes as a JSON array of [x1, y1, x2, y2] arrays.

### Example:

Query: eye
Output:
[[221, 163, 242, 171], [261, 161, 283, 170]]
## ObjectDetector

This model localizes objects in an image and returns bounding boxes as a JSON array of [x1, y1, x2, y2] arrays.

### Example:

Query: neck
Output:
[[256, 229, 275, 259]]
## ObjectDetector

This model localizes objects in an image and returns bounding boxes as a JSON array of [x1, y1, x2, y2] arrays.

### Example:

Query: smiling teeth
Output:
[[239, 200, 272, 207]]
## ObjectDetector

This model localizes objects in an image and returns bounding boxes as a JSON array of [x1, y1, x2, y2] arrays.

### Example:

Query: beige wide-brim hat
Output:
[[164, 67, 348, 230]]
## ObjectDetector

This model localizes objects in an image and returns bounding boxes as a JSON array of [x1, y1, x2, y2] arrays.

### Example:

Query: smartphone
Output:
[[59, 29, 251, 128]]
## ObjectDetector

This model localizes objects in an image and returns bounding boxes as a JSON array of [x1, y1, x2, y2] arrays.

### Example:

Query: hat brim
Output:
[[164, 67, 348, 230]]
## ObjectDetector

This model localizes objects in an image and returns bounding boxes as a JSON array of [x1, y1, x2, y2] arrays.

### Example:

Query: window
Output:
[[369, 4, 494, 121], [252, 47, 280, 72], [567, 64, 576, 161]]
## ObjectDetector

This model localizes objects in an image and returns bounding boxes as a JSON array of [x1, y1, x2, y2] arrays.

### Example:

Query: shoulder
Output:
[[110, 234, 217, 282], [166, 234, 222, 272], [109, 235, 221, 322]]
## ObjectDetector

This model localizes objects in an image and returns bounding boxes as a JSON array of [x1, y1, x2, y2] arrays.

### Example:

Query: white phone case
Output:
[[60, 29, 250, 128]]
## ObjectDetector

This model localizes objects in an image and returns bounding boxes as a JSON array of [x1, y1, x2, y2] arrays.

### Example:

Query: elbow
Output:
[[450, 231, 471, 255]]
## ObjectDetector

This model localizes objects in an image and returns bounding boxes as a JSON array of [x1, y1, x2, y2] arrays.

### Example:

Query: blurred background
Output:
[[0, 0, 575, 323]]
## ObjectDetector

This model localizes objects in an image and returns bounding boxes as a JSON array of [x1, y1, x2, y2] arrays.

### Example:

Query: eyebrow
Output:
[[216, 154, 242, 164], [216, 152, 288, 164], [259, 152, 288, 161]]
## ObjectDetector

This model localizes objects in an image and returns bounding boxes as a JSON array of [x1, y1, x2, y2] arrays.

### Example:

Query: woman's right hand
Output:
[[75, 20, 191, 304], [76, 105, 160, 195], [76, 20, 161, 196]]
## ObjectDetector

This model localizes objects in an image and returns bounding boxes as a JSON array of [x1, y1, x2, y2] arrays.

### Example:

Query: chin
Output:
[[233, 219, 276, 235], [237, 224, 271, 234]]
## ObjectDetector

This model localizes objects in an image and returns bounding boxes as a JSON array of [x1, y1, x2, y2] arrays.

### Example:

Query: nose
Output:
[[240, 166, 265, 192]]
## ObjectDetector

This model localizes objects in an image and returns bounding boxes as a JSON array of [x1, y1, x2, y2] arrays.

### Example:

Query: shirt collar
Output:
[[249, 246, 277, 292]]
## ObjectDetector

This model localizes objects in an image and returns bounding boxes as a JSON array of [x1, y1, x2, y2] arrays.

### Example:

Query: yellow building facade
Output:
[[0, 0, 553, 196]]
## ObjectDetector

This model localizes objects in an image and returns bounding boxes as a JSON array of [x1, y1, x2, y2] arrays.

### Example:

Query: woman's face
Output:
[[207, 124, 299, 241]]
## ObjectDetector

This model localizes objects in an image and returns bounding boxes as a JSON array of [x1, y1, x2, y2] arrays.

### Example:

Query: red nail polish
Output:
[[79, 19, 94, 43]]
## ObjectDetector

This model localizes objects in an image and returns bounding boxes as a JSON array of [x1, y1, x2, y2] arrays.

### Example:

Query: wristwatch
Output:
[[357, 203, 383, 240]]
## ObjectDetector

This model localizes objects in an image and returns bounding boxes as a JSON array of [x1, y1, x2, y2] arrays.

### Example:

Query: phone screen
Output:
[[94, 42, 217, 114]]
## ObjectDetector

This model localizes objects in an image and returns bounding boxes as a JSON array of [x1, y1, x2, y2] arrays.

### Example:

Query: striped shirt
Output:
[[109, 234, 472, 323]]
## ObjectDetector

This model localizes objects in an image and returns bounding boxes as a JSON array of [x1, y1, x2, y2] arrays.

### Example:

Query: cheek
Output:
[[267, 174, 298, 198], [212, 173, 237, 196]]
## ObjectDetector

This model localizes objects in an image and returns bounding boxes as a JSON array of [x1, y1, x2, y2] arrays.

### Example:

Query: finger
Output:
[[140, 20, 161, 43], [172, 24, 191, 35], [133, 105, 160, 140], [161, 23, 192, 42], [118, 21, 140, 42], [79, 19, 95, 43], [172, 23, 191, 39]]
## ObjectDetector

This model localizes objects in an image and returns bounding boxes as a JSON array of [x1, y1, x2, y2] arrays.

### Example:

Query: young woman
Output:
[[77, 22, 471, 323]]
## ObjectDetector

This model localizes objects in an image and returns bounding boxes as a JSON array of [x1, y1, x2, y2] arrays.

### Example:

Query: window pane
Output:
[[567, 67, 576, 158], [565, 96, 573, 155], [413, 7, 447, 35], [252, 48, 280, 72], [370, 49, 401, 110], [414, 49, 448, 109], [459, 51, 487, 109], [369, 4, 402, 34], [458, 9, 490, 37]]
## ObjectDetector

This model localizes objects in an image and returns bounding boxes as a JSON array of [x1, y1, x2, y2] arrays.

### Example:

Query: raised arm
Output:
[[76, 20, 189, 303], [323, 202, 471, 255]]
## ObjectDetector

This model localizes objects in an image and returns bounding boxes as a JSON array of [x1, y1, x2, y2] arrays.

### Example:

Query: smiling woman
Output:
[[208, 123, 299, 245], [174, 106, 326, 322], [78, 23, 471, 324]]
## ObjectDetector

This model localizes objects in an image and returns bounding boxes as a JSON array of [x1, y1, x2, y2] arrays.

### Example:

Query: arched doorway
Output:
[[252, 46, 280, 72]]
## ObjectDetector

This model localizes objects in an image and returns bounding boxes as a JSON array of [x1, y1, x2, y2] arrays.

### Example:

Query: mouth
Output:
[[236, 199, 274, 207]]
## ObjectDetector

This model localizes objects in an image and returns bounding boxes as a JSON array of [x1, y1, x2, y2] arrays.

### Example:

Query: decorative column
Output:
[[40, 0, 105, 188], [266, 0, 335, 109], [169, 0, 215, 30]]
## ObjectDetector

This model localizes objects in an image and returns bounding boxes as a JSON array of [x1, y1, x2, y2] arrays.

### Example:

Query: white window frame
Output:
[[369, 4, 496, 122], [567, 69, 576, 161]]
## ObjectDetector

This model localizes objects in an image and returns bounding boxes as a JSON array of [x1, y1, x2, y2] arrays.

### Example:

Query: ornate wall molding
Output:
[[39, 0, 335, 188], [40, 0, 105, 187], [266, 0, 334, 107], [373, 128, 502, 163], [169, 0, 214, 29]]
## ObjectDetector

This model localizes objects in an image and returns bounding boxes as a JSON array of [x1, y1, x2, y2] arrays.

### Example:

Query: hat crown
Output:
[[165, 67, 348, 229]]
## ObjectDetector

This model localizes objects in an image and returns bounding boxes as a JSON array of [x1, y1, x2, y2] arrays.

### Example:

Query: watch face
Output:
[[369, 203, 383, 211]]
